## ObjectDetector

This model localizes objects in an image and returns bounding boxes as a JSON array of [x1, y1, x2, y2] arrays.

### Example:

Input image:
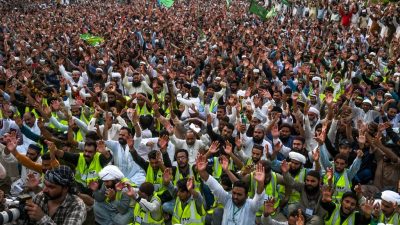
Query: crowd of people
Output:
[[0, 0, 400, 224]]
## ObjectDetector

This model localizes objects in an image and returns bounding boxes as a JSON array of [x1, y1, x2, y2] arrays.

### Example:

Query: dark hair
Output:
[[120, 127, 132, 135], [334, 153, 348, 164], [341, 191, 358, 202], [306, 170, 321, 181], [140, 115, 153, 130], [175, 149, 189, 158], [259, 160, 272, 174], [233, 180, 249, 193], [148, 150, 158, 160], [139, 182, 155, 197], [224, 123, 235, 131], [293, 136, 305, 144], [158, 130, 169, 137], [177, 178, 189, 192], [252, 144, 264, 152], [86, 131, 100, 141], [42, 152, 51, 160], [220, 174, 232, 191], [84, 141, 98, 150], [191, 86, 200, 98], [279, 123, 293, 131]]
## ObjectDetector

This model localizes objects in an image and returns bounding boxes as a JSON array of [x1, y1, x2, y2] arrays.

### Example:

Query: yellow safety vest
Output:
[[212, 157, 234, 181], [249, 172, 280, 216], [145, 166, 166, 195], [374, 212, 400, 225], [173, 167, 200, 192], [74, 152, 103, 187], [172, 197, 205, 225], [323, 168, 351, 203], [279, 168, 306, 204], [135, 104, 153, 116], [48, 111, 68, 130], [325, 203, 356, 225], [132, 195, 164, 225]]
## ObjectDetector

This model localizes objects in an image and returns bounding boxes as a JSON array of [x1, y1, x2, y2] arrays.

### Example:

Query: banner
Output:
[[266, 7, 277, 19], [282, 0, 291, 6]]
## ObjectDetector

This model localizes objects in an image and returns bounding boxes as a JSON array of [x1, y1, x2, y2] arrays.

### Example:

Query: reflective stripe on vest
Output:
[[379, 212, 400, 225], [172, 197, 205, 225], [136, 104, 153, 116], [74, 152, 103, 187], [133, 195, 164, 225], [279, 168, 306, 204], [325, 204, 355, 225], [250, 172, 280, 216]]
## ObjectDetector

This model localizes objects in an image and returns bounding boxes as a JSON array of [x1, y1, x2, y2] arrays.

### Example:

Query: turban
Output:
[[45, 165, 74, 187], [99, 165, 124, 181], [381, 190, 400, 205], [289, 152, 306, 164], [308, 107, 320, 118]]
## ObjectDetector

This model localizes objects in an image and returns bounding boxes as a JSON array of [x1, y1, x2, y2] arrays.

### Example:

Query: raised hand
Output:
[[96, 140, 107, 154], [263, 198, 276, 217], [254, 163, 265, 183], [220, 155, 229, 171], [321, 185, 333, 203], [208, 141, 220, 154], [131, 109, 139, 124], [195, 153, 208, 172], [162, 168, 172, 185], [354, 184, 363, 196], [223, 140, 233, 155], [158, 135, 169, 151], [360, 198, 375, 216], [356, 149, 364, 158], [281, 160, 289, 174], [186, 176, 194, 192], [105, 188, 116, 201], [125, 183, 136, 199], [326, 167, 333, 182], [296, 209, 305, 225], [271, 125, 279, 139], [234, 136, 242, 150], [312, 148, 320, 162]]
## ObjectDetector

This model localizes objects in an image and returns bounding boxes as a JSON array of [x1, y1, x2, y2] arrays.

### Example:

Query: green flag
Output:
[[80, 34, 104, 46], [226, 0, 231, 7], [160, 0, 174, 8], [282, 0, 291, 6], [266, 7, 277, 19], [249, 0, 268, 20]]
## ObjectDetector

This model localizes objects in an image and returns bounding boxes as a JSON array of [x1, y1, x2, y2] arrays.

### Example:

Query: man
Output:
[[25, 165, 87, 224], [92, 165, 134, 225], [19, 112, 41, 154], [371, 190, 400, 225], [53, 141, 112, 194], [197, 153, 265, 225], [170, 129, 206, 165], [320, 190, 373, 225], [105, 112, 146, 185], [320, 146, 363, 202], [123, 72, 153, 96], [163, 168, 205, 225], [236, 144, 265, 166], [241, 125, 273, 159], [281, 160, 325, 225], [4, 142, 42, 196]]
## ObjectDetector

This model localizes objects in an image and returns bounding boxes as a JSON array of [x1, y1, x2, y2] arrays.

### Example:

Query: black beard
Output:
[[289, 167, 301, 177], [132, 80, 142, 87], [305, 184, 319, 195], [118, 138, 127, 146], [253, 136, 263, 144], [44, 191, 63, 200]]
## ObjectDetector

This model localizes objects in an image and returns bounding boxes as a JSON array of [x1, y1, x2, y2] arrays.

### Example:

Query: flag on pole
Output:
[[249, 0, 268, 21], [160, 0, 174, 8], [266, 7, 277, 19]]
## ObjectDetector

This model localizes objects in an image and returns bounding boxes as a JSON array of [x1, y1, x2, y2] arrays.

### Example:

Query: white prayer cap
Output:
[[139, 61, 146, 65], [394, 72, 400, 77], [369, 52, 376, 57], [362, 99, 372, 105], [253, 69, 260, 73], [98, 60, 105, 65], [72, 70, 80, 75], [96, 68, 103, 73], [99, 165, 124, 181], [308, 107, 320, 118], [289, 152, 306, 164], [381, 190, 400, 205], [312, 76, 321, 82], [189, 123, 201, 134]]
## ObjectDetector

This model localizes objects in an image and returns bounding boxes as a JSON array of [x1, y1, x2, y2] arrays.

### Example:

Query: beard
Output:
[[44, 191, 63, 200], [132, 80, 142, 87], [118, 138, 127, 146], [289, 167, 301, 177], [305, 184, 319, 195], [253, 136, 263, 144]]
